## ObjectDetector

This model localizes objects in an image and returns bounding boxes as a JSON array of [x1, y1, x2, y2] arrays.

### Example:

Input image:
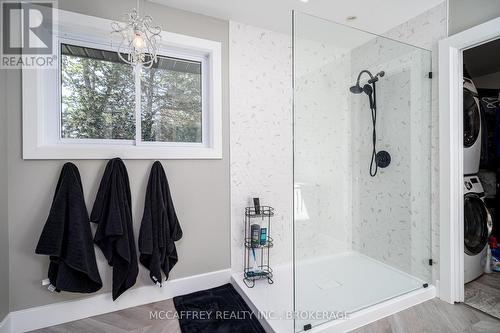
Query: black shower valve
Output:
[[375, 151, 391, 168]]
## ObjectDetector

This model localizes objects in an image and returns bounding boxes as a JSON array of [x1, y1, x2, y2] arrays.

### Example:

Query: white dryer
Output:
[[463, 78, 482, 175], [464, 175, 493, 283]]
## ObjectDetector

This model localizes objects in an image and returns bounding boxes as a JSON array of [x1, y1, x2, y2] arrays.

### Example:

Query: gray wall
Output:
[[0, 64, 10, 320], [449, 0, 500, 35], [7, 0, 229, 311]]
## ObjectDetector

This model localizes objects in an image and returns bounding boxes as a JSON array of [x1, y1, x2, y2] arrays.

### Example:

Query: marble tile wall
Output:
[[350, 38, 432, 280], [351, 2, 446, 282], [229, 21, 353, 272], [229, 22, 293, 272], [382, 2, 447, 282], [229, 2, 447, 284], [293, 37, 353, 260]]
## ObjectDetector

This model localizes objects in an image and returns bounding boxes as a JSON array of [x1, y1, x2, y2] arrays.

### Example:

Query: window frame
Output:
[[23, 9, 222, 159]]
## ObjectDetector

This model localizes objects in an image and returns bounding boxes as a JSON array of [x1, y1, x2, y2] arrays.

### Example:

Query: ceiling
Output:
[[464, 38, 500, 78], [150, 0, 445, 35]]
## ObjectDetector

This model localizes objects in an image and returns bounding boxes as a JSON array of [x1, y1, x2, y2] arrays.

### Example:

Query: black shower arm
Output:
[[354, 70, 375, 87]]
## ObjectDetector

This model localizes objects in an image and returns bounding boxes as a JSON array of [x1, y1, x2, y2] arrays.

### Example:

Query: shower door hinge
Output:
[[428, 72, 433, 79]]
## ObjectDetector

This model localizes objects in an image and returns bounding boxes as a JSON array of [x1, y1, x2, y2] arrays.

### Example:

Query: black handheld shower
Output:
[[349, 70, 382, 109], [349, 69, 390, 177], [362, 84, 374, 108]]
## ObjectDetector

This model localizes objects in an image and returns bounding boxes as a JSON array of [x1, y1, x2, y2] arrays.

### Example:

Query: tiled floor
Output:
[[31, 295, 500, 333], [30, 299, 182, 333], [353, 298, 500, 333]]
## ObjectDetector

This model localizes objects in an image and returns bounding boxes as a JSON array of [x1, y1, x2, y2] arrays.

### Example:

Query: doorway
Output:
[[461, 39, 500, 319], [439, 17, 500, 305]]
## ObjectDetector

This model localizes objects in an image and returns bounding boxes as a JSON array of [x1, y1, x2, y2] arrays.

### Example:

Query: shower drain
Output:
[[315, 278, 342, 290]]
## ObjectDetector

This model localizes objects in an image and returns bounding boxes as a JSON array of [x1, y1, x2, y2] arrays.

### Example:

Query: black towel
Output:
[[139, 161, 183, 285], [35, 162, 102, 293], [91, 158, 138, 300]]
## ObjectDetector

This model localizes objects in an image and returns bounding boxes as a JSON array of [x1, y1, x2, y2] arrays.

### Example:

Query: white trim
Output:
[[230, 278, 275, 333], [0, 314, 11, 333], [310, 286, 436, 333], [7, 269, 230, 333], [438, 17, 500, 304], [134, 62, 142, 146], [23, 9, 223, 160]]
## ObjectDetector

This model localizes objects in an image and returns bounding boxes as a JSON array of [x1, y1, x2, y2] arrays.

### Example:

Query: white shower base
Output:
[[232, 251, 435, 333]]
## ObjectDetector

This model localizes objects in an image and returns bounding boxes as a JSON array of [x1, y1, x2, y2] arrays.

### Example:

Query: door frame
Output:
[[439, 17, 500, 304]]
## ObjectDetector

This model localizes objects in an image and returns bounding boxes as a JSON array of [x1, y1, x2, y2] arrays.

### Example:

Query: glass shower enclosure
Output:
[[293, 11, 432, 331]]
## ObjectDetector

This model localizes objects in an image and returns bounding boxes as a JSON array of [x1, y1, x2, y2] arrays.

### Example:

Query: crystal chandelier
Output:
[[111, 0, 161, 68]]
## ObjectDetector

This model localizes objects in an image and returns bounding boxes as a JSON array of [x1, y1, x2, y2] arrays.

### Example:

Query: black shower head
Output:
[[349, 70, 385, 177], [349, 83, 373, 96], [349, 85, 363, 94], [350, 70, 385, 91]]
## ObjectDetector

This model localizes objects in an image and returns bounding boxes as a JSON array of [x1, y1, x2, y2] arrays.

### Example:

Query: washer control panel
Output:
[[464, 175, 484, 195]]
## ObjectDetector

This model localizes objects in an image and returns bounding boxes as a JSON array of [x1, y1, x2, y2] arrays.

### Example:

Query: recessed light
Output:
[[300, 0, 309, 3], [346, 16, 357, 21]]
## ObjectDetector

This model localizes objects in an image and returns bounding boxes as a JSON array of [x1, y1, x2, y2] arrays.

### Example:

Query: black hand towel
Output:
[[139, 161, 183, 285], [35, 162, 102, 293], [91, 158, 138, 300]]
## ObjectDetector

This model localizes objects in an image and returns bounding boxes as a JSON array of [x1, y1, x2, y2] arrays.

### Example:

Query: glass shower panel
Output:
[[293, 11, 432, 332]]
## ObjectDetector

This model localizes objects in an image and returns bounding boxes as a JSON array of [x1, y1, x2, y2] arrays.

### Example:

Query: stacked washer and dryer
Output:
[[463, 77, 494, 283]]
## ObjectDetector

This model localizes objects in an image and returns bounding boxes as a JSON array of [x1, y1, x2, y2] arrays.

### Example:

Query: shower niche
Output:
[[293, 11, 432, 332]]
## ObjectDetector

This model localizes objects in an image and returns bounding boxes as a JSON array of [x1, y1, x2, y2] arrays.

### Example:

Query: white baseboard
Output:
[[8, 269, 231, 333], [0, 314, 11, 333]]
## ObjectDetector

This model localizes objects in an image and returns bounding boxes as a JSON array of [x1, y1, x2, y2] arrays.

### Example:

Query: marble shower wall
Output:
[[351, 2, 446, 282], [229, 20, 353, 272], [350, 38, 432, 281], [229, 3, 446, 283], [229, 22, 293, 272], [293, 37, 353, 260], [382, 2, 447, 282]]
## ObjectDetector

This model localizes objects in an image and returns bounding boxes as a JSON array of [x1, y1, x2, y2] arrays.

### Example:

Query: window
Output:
[[140, 55, 202, 143], [23, 9, 222, 159], [61, 44, 136, 141], [60, 44, 204, 143]]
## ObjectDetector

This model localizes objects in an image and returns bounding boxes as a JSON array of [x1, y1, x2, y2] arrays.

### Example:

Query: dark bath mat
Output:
[[173, 283, 266, 333]]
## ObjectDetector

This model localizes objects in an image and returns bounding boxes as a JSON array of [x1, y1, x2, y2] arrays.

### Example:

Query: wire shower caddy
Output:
[[243, 206, 274, 288]]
